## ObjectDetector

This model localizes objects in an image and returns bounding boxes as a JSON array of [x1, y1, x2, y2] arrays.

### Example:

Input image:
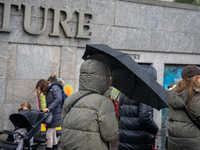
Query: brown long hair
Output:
[[18, 102, 31, 112], [171, 75, 200, 106], [34, 79, 49, 94]]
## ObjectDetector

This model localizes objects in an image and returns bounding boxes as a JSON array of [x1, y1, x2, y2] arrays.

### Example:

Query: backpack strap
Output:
[[67, 91, 96, 113], [179, 95, 200, 130], [183, 107, 200, 130]]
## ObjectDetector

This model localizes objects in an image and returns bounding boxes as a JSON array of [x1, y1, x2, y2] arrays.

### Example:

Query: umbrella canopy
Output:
[[82, 44, 169, 110]]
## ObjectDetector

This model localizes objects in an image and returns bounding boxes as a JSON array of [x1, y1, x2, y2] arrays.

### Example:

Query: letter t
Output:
[[0, 1, 21, 32]]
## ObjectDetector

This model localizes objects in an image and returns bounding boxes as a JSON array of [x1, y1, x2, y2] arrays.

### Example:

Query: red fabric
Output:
[[152, 135, 158, 150], [110, 97, 119, 117]]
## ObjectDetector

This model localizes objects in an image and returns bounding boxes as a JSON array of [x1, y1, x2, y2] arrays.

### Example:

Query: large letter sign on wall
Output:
[[23, 3, 49, 35], [76, 11, 93, 39], [0, 1, 21, 32], [0, 1, 93, 39], [49, 7, 73, 37]]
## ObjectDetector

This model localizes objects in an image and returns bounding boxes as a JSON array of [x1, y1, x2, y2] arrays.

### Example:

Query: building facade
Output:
[[1, 0, 200, 138]]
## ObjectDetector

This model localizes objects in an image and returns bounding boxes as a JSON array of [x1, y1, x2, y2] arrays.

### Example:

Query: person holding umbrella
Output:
[[61, 59, 118, 150], [167, 65, 200, 150], [117, 65, 159, 150], [83, 44, 168, 110]]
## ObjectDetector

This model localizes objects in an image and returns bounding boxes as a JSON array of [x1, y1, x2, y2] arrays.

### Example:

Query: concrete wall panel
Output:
[[5, 79, 37, 103], [88, 0, 115, 26], [100, 26, 126, 49], [186, 10, 200, 33], [6, 44, 17, 79], [60, 46, 77, 80], [194, 33, 200, 53], [16, 44, 53, 79], [140, 5, 164, 30], [163, 8, 186, 32], [0, 79, 6, 104], [151, 30, 174, 52], [0, 42, 9, 78], [172, 32, 194, 53], [115, 2, 140, 28], [126, 28, 151, 50]]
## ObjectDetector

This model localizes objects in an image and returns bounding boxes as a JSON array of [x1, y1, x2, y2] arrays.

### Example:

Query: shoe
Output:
[[53, 144, 58, 150]]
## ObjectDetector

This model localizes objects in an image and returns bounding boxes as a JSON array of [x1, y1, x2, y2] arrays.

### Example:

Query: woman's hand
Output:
[[43, 108, 50, 112]]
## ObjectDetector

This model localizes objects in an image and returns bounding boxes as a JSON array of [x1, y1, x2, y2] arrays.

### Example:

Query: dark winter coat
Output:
[[167, 89, 200, 150], [118, 65, 158, 150], [118, 93, 158, 150], [45, 81, 63, 128], [61, 59, 118, 150]]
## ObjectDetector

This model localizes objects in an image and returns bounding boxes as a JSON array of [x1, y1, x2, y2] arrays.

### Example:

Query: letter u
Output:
[[22, 3, 49, 35]]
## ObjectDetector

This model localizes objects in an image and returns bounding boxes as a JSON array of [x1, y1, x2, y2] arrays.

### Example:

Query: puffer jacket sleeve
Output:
[[48, 85, 62, 111], [98, 98, 119, 142], [139, 103, 158, 135]]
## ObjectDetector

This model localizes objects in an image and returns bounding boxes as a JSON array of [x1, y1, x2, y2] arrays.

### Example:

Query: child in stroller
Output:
[[0, 102, 51, 150]]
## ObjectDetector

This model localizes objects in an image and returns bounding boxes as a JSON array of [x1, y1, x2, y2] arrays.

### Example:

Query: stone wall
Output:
[[1, 0, 200, 140]]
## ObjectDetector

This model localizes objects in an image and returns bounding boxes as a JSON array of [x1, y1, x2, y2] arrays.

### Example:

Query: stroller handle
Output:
[[39, 109, 50, 113], [39, 109, 51, 117], [0, 130, 24, 138], [39, 109, 51, 116]]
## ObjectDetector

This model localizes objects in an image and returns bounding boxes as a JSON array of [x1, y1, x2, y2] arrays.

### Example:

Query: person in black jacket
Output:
[[118, 65, 159, 150], [35, 79, 63, 150]]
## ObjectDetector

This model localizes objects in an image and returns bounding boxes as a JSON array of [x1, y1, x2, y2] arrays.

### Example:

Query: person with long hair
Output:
[[34, 79, 63, 150], [18, 102, 31, 112], [167, 65, 200, 150]]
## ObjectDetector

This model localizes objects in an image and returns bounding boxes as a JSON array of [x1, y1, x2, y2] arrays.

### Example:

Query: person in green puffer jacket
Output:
[[61, 59, 118, 150], [167, 65, 200, 150]]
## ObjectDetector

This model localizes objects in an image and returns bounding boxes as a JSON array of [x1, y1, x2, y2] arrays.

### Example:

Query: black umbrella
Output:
[[82, 44, 169, 110]]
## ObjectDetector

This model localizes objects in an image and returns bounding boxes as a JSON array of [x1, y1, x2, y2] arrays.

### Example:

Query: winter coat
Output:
[[167, 89, 200, 150], [45, 81, 63, 128], [61, 59, 118, 150], [118, 65, 158, 150], [118, 93, 158, 150]]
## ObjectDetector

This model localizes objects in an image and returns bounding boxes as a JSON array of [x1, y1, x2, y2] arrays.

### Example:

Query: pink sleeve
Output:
[[36, 91, 40, 110]]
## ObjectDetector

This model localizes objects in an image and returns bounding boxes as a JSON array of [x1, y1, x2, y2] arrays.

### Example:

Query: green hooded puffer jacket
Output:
[[61, 59, 118, 150], [167, 89, 200, 150]]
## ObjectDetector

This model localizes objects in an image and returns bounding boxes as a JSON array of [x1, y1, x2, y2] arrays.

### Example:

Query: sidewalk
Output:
[[0, 129, 167, 150]]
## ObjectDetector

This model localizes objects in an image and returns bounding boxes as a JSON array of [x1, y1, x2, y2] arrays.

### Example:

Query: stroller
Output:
[[0, 109, 51, 150]]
